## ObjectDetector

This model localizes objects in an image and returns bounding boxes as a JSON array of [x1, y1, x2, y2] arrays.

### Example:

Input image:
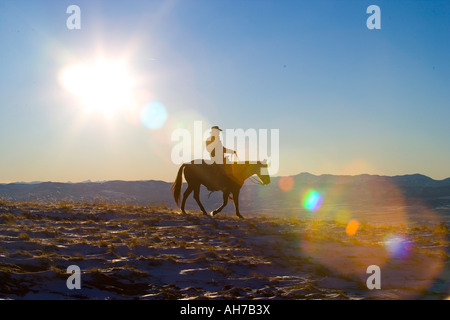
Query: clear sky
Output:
[[0, 0, 449, 183]]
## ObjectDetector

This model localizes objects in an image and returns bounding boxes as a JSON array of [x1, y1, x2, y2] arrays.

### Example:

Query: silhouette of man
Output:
[[205, 126, 236, 188], [206, 126, 236, 164]]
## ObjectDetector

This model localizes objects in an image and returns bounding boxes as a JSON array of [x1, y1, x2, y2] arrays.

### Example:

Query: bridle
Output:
[[231, 153, 266, 185]]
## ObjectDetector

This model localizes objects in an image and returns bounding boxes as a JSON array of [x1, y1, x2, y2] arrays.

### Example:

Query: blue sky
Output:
[[0, 0, 449, 182]]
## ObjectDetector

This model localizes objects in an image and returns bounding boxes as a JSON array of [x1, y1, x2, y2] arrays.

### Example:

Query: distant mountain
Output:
[[0, 180, 171, 205], [0, 173, 449, 217]]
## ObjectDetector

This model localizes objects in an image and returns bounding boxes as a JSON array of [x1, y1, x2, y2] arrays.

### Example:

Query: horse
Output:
[[171, 160, 270, 218]]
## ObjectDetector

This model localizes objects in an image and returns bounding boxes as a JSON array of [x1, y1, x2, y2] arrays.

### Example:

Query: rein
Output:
[[232, 153, 264, 185], [249, 175, 264, 185]]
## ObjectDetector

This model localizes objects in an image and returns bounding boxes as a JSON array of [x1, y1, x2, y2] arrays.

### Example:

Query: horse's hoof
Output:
[[202, 212, 208, 216]]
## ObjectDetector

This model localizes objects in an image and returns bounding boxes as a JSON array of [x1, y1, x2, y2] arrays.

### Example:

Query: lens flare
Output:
[[278, 176, 294, 192], [302, 189, 323, 212], [297, 175, 447, 299], [140, 101, 168, 130], [384, 234, 413, 259], [346, 219, 360, 236]]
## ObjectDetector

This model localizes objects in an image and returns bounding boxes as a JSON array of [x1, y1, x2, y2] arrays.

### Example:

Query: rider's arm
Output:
[[223, 147, 236, 154]]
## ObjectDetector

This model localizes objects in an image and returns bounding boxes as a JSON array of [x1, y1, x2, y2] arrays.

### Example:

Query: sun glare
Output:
[[60, 58, 136, 117]]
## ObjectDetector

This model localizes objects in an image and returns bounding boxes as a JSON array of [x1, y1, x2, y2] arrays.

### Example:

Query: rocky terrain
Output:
[[0, 200, 448, 300]]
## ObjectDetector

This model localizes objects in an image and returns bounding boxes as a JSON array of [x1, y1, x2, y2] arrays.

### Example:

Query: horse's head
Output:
[[256, 159, 270, 185]]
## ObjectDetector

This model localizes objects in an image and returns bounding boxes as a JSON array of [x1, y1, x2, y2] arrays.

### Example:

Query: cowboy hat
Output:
[[210, 126, 223, 131]]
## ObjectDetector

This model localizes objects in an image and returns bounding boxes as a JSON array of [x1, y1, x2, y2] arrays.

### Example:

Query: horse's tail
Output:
[[171, 163, 185, 207]]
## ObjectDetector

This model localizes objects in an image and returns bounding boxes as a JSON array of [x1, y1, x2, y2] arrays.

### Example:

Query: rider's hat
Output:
[[211, 126, 223, 132]]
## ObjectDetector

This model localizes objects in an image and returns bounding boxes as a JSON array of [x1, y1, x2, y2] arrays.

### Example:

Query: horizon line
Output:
[[2, 172, 449, 185]]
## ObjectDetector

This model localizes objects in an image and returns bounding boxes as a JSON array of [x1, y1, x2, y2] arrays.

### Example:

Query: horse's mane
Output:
[[190, 159, 267, 166], [228, 161, 266, 165]]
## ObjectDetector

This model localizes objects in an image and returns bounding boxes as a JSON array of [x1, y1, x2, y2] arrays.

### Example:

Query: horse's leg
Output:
[[180, 185, 193, 214], [231, 189, 243, 219], [212, 190, 229, 216], [193, 185, 208, 215]]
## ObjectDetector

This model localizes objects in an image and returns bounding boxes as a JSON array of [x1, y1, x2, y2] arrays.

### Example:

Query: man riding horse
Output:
[[171, 125, 270, 218]]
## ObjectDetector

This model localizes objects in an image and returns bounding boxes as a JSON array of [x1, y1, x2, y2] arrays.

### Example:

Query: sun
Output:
[[59, 57, 136, 117]]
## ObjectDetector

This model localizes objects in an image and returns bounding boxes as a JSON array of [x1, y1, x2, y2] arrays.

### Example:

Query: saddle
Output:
[[205, 163, 233, 192]]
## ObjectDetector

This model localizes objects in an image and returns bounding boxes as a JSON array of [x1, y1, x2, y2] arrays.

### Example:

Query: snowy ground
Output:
[[0, 201, 448, 300]]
